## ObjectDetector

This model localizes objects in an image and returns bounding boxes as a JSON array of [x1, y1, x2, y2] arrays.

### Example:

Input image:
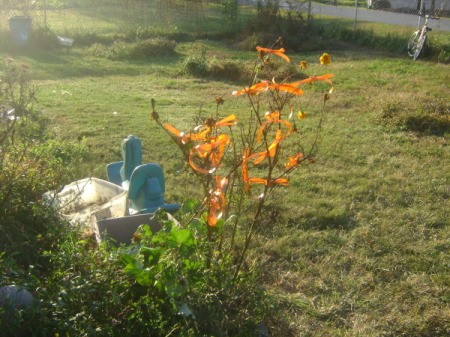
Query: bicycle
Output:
[[407, 14, 439, 61]]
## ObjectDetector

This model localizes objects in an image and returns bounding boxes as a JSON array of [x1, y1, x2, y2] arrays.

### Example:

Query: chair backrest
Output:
[[128, 163, 167, 214], [128, 163, 165, 200], [119, 135, 142, 183]]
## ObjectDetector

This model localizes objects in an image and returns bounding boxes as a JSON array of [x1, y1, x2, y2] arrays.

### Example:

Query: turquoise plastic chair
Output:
[[106, 135, 142, 188], [128, 163, 180, 214]]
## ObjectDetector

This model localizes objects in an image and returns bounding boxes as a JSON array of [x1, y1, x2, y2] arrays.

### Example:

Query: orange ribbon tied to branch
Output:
[[256, 111, 293, 143], [256, 46, 291, 63], [242, 147, 251, 192], [252, 129, 284, 165], [207, 176, 228, 227], [189, 134, 230, 174], [165, 114, 237, 144], [269, 82, 304, 95], [215, 114, 237, 127], [232, 80, 303, 97], [292, 74, 334, 87], [232, 81, 270, 96], [284, 153, 304, 169], [248, 177, 289, 187]]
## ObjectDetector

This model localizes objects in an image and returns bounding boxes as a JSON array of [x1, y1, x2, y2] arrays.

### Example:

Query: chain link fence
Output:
[[0, 0, 189, 37], [313, 0, 449, 17], [0, 0, 312, 42], [0, 0, 448, 43]]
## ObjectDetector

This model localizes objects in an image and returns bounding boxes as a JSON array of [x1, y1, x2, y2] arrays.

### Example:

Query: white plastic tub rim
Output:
[[43, 177, 128, 226]]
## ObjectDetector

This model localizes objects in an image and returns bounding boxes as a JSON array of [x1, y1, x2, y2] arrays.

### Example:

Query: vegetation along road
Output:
[[273, 1, 450, 31], [306, 2, 450, 31]]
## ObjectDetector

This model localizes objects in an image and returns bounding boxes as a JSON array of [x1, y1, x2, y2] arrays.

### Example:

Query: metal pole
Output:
[[418, 0, 423, 29], [44, 0, 47, 30], [308, 0, 312, 23], [354, 0, 358, 31]]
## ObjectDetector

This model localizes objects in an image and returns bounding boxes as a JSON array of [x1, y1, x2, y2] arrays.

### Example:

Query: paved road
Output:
[[240, 1, 450, 32], [293, 2, 450, 32]]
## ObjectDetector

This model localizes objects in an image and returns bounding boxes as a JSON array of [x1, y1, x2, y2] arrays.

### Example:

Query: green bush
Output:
[[183, 47, 209, 77], [0, 58, 89, 267], [240, 0, 308, 52]]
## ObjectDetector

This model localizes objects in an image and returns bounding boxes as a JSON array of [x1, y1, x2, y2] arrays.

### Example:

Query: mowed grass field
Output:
[[1, 9, 449, 336]]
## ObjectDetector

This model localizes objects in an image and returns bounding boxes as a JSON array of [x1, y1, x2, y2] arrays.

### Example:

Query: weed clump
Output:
[[380, 98, 450, 136], [182, 44, 248, 81]]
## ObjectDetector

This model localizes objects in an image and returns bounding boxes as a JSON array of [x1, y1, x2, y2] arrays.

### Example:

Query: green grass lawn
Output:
[[7, 43, 446, 336], [1, 4, 449, 336]]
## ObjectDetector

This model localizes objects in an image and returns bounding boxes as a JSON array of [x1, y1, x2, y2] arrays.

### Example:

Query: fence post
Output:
[[308, 0, 312, 23], [44, 0, 48, 30], [418, 0, 424, 29], [354, 0, 358, 31]]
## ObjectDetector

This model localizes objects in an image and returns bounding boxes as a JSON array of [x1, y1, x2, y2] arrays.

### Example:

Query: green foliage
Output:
[[313, 18, 450, 63], [119, 211, 268, 336], [222, 0, 240, 30], [241, 0, 308, 52], [182, 43, 209, 76], [0, 58, 89, 268]]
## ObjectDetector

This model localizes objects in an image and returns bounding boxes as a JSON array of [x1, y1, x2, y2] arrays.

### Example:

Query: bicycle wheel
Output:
[[407, 30, 420, 57], [413, 35, 427, 61]]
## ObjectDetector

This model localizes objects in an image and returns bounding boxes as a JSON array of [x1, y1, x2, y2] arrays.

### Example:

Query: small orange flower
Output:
[[256, 46, 291, 63], [299, 61, 308, 70]]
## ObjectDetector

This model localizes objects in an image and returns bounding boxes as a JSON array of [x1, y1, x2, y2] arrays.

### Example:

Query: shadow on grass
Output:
[[292, 213, 357, 231], [260, 202, 357, 232]]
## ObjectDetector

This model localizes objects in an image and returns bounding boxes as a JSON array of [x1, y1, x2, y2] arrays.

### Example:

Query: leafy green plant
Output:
[[119, 209, 268, 336]]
